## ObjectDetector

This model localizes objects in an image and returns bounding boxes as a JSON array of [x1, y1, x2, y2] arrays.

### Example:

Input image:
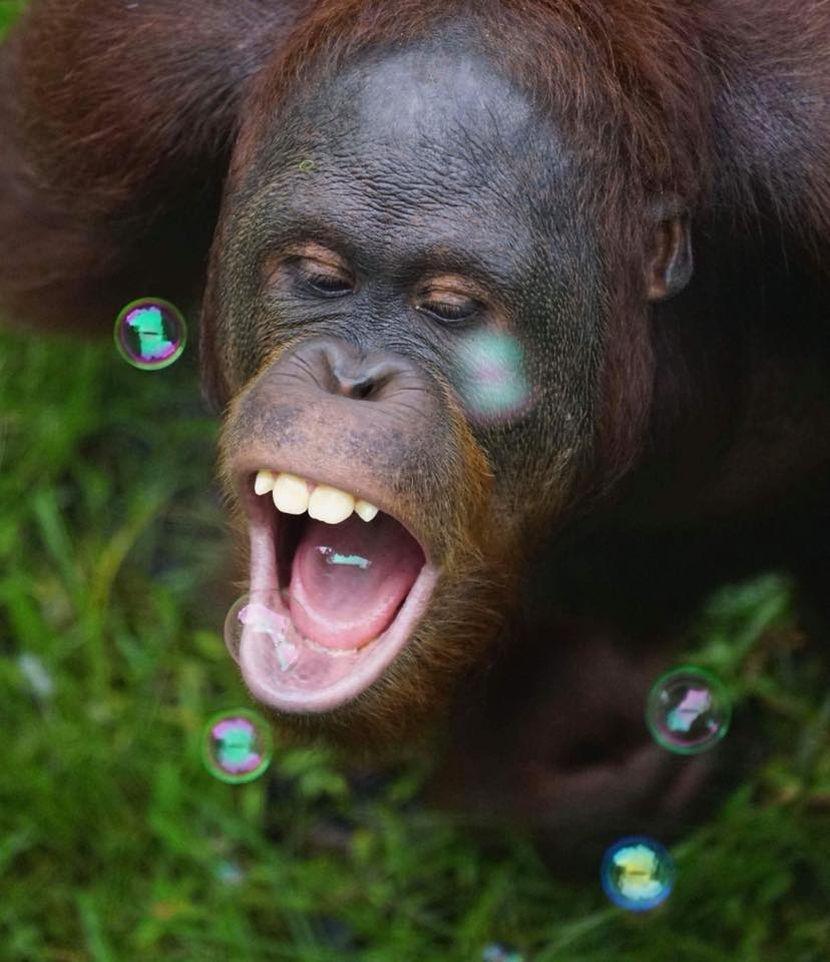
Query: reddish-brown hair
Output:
[[236, 0, 710, 229]]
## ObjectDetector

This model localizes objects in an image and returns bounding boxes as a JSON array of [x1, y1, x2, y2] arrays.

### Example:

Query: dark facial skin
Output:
[[212, 31, 612, 747], [218, 31, 601, 505]]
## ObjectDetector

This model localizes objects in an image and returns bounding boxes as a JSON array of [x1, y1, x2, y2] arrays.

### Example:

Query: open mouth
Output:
[[229, 469, 440, 714]]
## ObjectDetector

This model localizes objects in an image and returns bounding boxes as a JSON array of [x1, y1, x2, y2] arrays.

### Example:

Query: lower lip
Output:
[[234, 484, 439, 714], [236, 561, 439, 713]]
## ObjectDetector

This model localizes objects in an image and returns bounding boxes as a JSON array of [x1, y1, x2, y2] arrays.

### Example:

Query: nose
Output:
[[293, 337, 416, 402]]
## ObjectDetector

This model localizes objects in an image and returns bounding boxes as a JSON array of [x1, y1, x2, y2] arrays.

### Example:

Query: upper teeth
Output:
[[254, 470, 379, 524]]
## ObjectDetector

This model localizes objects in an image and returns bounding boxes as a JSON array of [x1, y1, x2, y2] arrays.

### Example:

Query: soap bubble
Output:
[[646, 666, 731, 755], [600, 836, 675, 912], [224, 592, 299, 673], [455, 330, 534, 425], [214, 859, 245, 886], [114, 297, 186, 370], [202, 708, 273, 784]]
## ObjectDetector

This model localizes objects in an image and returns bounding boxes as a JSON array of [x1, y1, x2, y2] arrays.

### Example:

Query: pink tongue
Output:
[[288, 512, 425, 650]]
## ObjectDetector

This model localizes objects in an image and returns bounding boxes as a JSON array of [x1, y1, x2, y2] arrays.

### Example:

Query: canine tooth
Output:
[[354, 499, 379, 522], [308, 485, 355, 524], [272, 473, 310, 514], [254, 469, 276, 495]]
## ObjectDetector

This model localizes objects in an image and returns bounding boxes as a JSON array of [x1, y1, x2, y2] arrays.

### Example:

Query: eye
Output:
[[294, 259, 354, 297], [417, 296, 480, 324], [305, 272, 353, 295]]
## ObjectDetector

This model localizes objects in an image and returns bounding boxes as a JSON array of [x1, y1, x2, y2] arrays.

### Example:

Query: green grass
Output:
[[3, 4, 830, 961]]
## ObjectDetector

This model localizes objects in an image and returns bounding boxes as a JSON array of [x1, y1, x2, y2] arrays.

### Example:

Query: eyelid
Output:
[[416, 297, 481, 324], [422, 290, 477, 304], [294, 256, 351, 277], [418, 266, 488, 290], [261, 250, 347, 289], [271, 241, 353, 279], [420, 290, 482, 311], [282, 240, 347, 264], [291, 259, 356, 298]]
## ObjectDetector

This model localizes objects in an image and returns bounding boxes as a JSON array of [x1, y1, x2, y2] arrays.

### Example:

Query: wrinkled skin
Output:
[[212, 34, 604, 740], [2, 1, 830, 866]]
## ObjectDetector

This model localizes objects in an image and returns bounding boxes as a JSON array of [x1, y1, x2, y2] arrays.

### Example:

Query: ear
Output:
[[0, 0, 297, 336], [645, 196, 693, 301]]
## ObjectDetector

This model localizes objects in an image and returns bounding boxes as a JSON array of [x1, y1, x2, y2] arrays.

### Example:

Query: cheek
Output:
[[446, 298, 598, 435], [445, 307, 600, 528], [448, 327, 539, 430], [209, 208, 284, 387]]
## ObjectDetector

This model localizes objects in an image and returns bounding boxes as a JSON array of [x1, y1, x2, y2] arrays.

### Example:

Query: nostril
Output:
[[291, 337, 417, 401], [331, 366, 380, 400], [352, 378, 374, 400], [330, 357, 403, 401]]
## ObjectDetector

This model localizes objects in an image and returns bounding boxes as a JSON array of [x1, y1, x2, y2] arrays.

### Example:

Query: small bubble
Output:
[[214, 859, 245, 886], [456, 331, 533, 425], [224, 592, 297, 672], [202, 708, 273, 784], [646, 665, 731, 754], [600, 836, 675, 912], [114, 297, 186, 370], [298, 159, 315, 173]]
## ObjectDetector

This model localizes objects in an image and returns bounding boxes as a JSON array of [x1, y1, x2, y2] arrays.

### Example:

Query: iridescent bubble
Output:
[[202, 708, 273, 784], [482, 943, 525, 962], [114, 297, 186, 370], [456, 330, 534, 425], [600, 836, 675, 912], [214, 859, 245, 886], [224, 592, 299, 672], [298, 159, 315, 173], [646, 666, 731, 754]]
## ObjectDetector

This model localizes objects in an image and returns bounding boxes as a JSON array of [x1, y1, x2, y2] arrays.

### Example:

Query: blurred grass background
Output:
[[2, 2, 830, 960]]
